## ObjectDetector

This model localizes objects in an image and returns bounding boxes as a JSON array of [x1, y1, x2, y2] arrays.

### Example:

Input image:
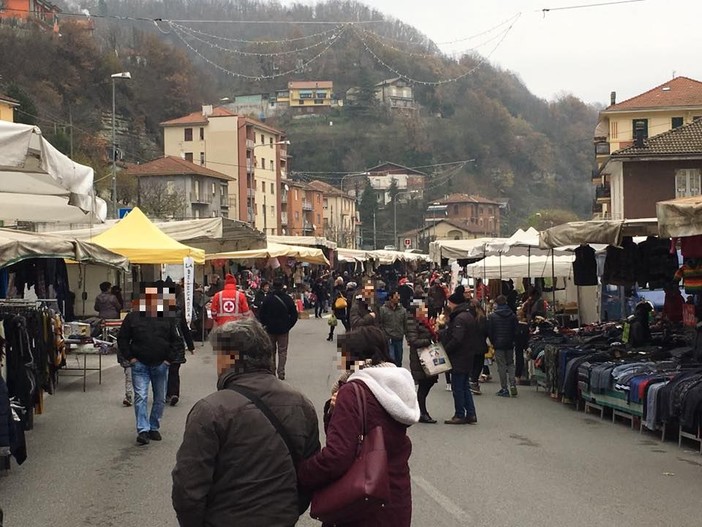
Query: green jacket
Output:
[[379, 302, 408, 341]]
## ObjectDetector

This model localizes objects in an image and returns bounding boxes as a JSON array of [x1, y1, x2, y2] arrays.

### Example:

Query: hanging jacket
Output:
[[0, 376, 11, 457]]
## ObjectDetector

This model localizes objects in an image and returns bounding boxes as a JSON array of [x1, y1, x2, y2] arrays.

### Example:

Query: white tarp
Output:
[[466, 254, 575, 279], [0, 121, 106, 222], [657, 196, 702, 238], [487, 227, 541, 253], [267, 235, 337, 250], [429, 237, 507, 262]]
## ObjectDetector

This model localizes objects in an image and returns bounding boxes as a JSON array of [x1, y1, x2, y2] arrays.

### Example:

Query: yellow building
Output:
[[307, 180, 358, 248], [593, 76, 702, 219], [0, 93, 19, 122], [287, 81, 333, 109], [161, 105, 287, 233]]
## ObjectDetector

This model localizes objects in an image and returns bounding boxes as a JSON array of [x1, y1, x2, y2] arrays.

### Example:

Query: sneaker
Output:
[[444, 416, 468, 425], [470, 383, 481, 395], [496, 388, 511, 397], [170, 395, 179, 406], [122, 396, 132, 407], [509, 386, 518, 397], [445, 384, 452, 392], [136, 432, 150, 445], [148, 430, 162, 441]]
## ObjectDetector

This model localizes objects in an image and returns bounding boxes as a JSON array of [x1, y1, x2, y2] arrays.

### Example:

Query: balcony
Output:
[[246, 139, 255, 149], [220, 197, 229, 208], [191, 194, 212, 204], [281, 192, 288, 204], [247, 207, 255, 223], [595, 184, 611, 202], [591, 169, 602, 185], [246, 160, 254, 174], [302, 200, 313, 211], [592, 200, 603, 214], [281, 212, 288, 225], [303, 221, 314, 233], [279, 148, 288, 158], [246, 188, 256, 199], [594, 141, 610, 156]]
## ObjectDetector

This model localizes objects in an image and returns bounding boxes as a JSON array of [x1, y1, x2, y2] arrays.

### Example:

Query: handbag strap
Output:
[[348, 381, 368, 445], [227, 384, 299, 464]]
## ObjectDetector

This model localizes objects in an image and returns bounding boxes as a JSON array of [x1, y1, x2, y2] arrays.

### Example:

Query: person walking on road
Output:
[[210, 274, 250, 327], [349, 281, 378, 329], [297, 326, 419, 527], [488, 295, 519, 397], [427, 279, 447, 320], [166, 285, 196, 407], [172, 318, 320, 527], [252, 280, 269, 320], [117, 283, 180, 445], [406, 300, 439, 423], [469, 300, 489, 396], [440, 290, 478, 425], [312, 277, 327, 319], [379, 289, 409, 367], [258, 279, 299, 381]]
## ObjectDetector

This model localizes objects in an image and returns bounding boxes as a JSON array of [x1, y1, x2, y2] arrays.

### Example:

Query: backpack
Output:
[[334, 295, 348, 310]]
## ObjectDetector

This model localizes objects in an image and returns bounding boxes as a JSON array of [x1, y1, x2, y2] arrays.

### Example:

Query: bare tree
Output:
[[137, 180, 187, 219]]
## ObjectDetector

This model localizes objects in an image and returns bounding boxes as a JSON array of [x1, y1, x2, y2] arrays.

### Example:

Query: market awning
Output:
[[366, 249, 431, 265], [657, 196, 702, 238], [267, 235, 337, 250], [0, 121, 106, 222], [90, 207, 205, 264], [0, 228, 129, 270], [206, 242, 330, 265], [429, 237, 507, 262], [539, 219, 658, 249], [465, 254, 574, 279]]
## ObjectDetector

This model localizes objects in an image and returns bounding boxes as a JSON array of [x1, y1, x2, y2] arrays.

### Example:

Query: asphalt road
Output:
[[2, 317, 702, 526]]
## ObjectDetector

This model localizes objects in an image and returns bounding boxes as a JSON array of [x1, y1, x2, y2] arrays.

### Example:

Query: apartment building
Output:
[[428, 193, 501, 237], [280, 180, 324, 237], [593, 76, 702, 219], [307, 180, 358, 248], [0, 94, 19, 122], [161, 106, 287, 234]]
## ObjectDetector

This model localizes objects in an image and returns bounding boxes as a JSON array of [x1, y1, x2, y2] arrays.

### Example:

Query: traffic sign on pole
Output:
[[404, 238, 412, 248]]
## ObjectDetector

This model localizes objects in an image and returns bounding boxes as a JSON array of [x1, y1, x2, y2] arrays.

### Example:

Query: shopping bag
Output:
[[418, 342, 452, 376]]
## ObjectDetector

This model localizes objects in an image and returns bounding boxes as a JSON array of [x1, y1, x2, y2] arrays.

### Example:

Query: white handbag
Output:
[[418, 342, 452, 376]]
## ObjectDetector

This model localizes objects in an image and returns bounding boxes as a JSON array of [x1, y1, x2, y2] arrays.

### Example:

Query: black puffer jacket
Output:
[[406, 316, 438, 383], [0, 376, 11, 455], [117, 311, 179, 366], [487, 304, 518, 350], [440, 303, 476, 374], [173, 311, 196, 364], [172, 370, 320, 527]]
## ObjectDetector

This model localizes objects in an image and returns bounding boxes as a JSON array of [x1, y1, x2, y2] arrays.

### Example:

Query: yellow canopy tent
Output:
[[90, 207, 205, 264], [206, 242, 329, 266]]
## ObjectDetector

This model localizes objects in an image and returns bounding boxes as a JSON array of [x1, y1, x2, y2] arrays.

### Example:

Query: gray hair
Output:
[[210, 317, 273, 371]]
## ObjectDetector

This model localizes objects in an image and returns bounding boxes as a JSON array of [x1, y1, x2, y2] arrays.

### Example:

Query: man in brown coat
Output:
[[172, 318, 320, 527]]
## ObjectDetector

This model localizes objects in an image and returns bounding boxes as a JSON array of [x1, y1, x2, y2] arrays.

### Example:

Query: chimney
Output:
[[610, 91, 616, 105], [202, 104, 213, 117], [634, 121, 646, 148]]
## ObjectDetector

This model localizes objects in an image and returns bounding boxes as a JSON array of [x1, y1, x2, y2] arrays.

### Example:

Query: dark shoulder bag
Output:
[[227, 384, 311, 515], [310, 381, 390, 525]]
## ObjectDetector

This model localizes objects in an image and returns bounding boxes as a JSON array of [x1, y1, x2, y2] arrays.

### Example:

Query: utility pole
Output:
[[372, 210, 377, 250], [393, 197, 397, 250]]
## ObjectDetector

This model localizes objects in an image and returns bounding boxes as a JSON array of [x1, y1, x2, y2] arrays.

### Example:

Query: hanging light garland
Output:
[[168, 22, 343, 46]]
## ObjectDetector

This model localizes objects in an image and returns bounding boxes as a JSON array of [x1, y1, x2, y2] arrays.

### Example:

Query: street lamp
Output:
[[111, 71, 131, 219]]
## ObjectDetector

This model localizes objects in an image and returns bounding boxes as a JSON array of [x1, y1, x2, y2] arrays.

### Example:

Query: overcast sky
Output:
[[282, 0, 701, 105]]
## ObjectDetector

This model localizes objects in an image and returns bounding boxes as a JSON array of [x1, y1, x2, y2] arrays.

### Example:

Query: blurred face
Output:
[[413, 300, 428, 321], [362, 284, 374, 301]]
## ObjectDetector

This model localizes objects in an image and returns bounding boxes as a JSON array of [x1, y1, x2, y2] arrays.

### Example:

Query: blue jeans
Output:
[[389, 339, 404, 367], [451, 372, 477, 419], [131, 361, 168, 434]]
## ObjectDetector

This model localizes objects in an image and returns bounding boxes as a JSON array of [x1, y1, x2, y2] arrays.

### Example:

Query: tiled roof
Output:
[[307, 180, 353, 198], [437, 193, 500, 205], [288, 81, 333, 89], [0, 93, 19, 106], [160, 106, 235, 127], [605, 76, 702, 112], [611, 118, 702, 158], [124, 156, 234, 181], [367, 161, 427, 177]]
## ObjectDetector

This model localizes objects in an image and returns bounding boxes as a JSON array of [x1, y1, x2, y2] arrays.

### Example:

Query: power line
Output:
[[167, 23, 342, 45], [540, 0, 645, 14]]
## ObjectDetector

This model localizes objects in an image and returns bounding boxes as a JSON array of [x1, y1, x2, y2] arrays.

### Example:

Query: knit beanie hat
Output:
[[448, 291, 464, 305]]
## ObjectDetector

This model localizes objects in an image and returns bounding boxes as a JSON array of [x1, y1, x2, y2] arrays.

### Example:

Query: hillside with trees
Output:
[[0, 0, 600, 240]]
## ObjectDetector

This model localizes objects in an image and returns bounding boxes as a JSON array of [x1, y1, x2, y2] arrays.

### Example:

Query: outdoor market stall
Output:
[[206, 242, 330, 266], [0, 121, 106, 223]]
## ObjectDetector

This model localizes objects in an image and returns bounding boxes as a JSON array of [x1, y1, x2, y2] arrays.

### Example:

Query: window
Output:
[[672, 117, 684, 129], [295, 189, 299, 200], [317, 213, 321, 223], [261, 158, 266, 170], [675, 169, 702, 198], [270, 160, 274, 170], [632, 118, 648, 139], [479, 207, 484, 215], [260, 134, 265, 144], [453, 204, 459, 214], [611, 121, 618, 139], [271, 205, 274, 214], [323, 198, 328, 209], [270, 137, 273, 146], [199, 127, 204, 140], [211, 183, 216, 195], [184, 152, 193, 162], [270, 183, 274, 194], [261, 181, 265, 193], [166, 180, 175, 194], [199, 152, 205, 165], [317, 194, 321, 203], [184, 128, 193, 141], [295, 211, 300, 220]]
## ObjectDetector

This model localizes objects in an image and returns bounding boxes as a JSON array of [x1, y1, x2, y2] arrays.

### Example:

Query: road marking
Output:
[[412, 475, 470, 522]]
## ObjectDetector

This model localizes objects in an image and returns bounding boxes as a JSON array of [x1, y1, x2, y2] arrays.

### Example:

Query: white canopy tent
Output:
[[657, 196, 702, 238], [0, 121, 106, 222], [466, 254, 574, 279], [540, 219, 658, 249], [429, 237, 507, 263], [207, 242, 330, 266], [267, 235, 337, 250]]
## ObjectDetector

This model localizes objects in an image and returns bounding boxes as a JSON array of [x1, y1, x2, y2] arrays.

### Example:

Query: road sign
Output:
[[404, 238, 412, 248], [118, 207, 132, 219]]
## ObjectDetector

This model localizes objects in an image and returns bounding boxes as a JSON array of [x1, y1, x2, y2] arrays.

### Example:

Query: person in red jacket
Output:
[[210, 274, 250, 326], [297, 327, 419, 526], [663, 283, 684, 324]]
